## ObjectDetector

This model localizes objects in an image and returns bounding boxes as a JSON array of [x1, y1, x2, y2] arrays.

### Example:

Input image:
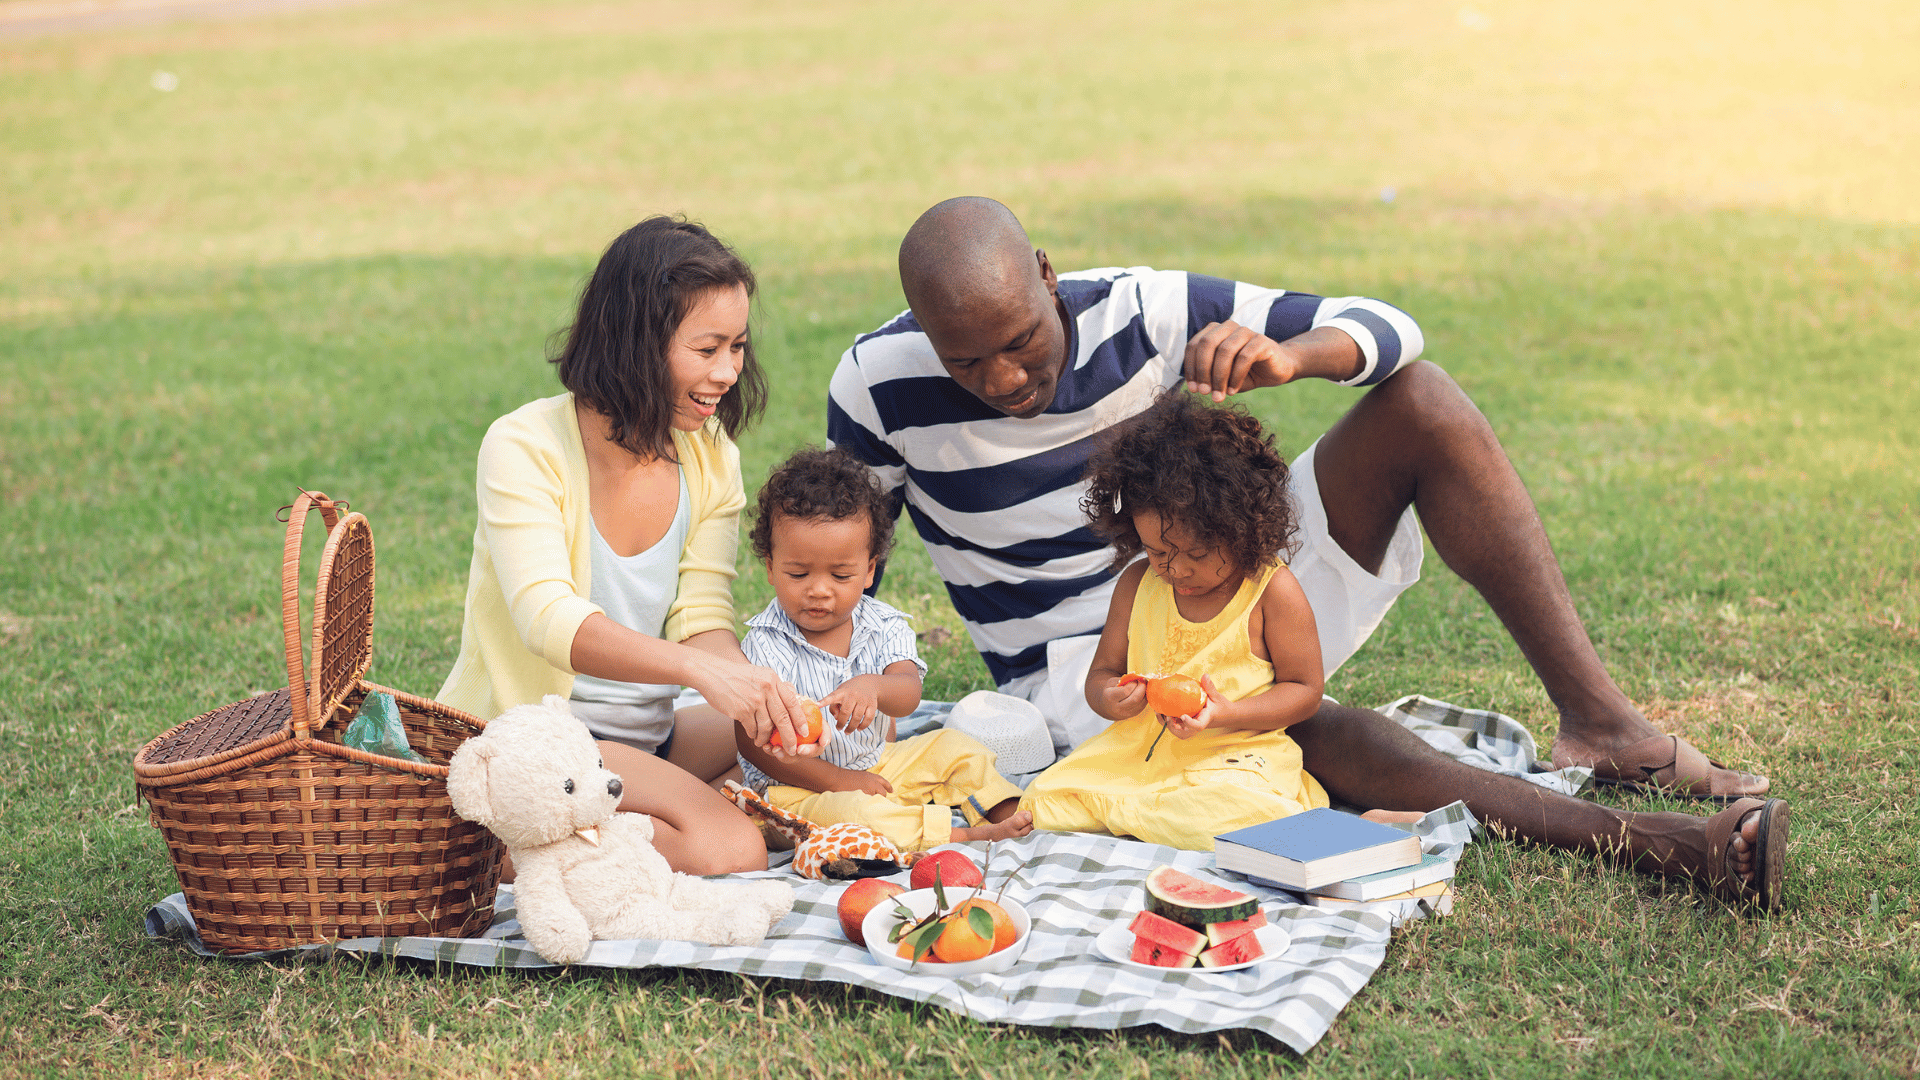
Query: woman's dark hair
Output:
[[1080, 392, 1297, 581], [749, 447, 896, 566], [550, 215, 766, 460]]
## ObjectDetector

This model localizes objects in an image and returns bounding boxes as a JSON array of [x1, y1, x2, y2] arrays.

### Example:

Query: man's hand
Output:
[[1184, 322, 1366, 398], [1184, 320, 1299, 400], [821, 681, 882, 733]]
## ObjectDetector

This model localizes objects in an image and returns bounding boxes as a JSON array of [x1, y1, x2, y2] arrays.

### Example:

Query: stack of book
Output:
[[1213, 808, 1458, 918]]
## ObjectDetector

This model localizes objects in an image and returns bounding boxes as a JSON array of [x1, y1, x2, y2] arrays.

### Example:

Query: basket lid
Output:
[[305, 511, 374, 732], [134, 687, 296, 776]]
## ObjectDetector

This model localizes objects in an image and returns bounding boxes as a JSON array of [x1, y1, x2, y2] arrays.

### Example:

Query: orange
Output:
[[779, 698, 826, 751], [1144, 674, 1207, 718], [953, 899, 1019, 953], [928, 912, 994, 963]]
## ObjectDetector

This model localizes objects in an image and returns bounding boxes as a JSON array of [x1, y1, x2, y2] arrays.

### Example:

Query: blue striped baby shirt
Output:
[[735, 595, 927, 795]]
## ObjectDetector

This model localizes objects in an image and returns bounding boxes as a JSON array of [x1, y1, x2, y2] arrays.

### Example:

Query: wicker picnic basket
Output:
[[134, 490, 501, 952]]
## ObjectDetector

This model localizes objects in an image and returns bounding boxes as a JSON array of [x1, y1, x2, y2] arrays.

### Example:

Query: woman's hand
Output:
[[690, 655, 829, 759], [1162, 675, 1227, 740]]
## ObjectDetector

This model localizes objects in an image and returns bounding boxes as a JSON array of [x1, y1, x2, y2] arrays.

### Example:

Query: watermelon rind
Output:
[[1204, 909, 1269, 948], [1127, 909, 1208, 956], [1129, 937, 1199, 968], [1144, 865, 1258, 928], [1198, 931, 1265, 968]]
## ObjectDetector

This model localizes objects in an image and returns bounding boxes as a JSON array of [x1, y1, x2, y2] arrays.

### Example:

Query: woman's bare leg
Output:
[[664, 704, 746, 783], [598, 735, 767, 875]]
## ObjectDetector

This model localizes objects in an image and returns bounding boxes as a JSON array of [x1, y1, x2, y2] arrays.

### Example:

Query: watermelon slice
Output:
[[1198, 931, 1265, 968], [1129, 937, 1199, 968], [1127, 909, 1208, 956], [1144, 865, 1258, 928], [1204, 908, 1269, 948]]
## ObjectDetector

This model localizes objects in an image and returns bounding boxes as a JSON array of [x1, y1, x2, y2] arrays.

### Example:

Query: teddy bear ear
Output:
[[446, 735, 499, 824], [542, 694, 573, 715]]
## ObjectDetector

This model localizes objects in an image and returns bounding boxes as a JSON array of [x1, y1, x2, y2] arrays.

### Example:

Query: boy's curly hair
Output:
[[749, 446, 896, 564], [1080, 392, 1297, 581]]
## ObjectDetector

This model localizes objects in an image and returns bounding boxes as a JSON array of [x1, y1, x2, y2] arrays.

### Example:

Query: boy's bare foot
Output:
[[1360, 808, 1425, 825], [954, 810, 1034, 843]]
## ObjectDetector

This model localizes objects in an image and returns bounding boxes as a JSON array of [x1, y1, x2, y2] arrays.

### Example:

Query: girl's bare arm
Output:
[[1084, 561, 1152, 723], [1169, 565, 1325, 736]]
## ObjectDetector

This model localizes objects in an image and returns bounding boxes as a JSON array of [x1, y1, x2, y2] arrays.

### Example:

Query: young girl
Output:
[[1019, 392, 1330, 851]]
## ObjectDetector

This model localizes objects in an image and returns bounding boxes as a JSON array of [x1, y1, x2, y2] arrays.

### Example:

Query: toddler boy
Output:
[[735, 448, 1033, 850]]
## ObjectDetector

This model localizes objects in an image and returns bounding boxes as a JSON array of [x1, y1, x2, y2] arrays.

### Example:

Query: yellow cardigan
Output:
[[436, 392, 745, 721]]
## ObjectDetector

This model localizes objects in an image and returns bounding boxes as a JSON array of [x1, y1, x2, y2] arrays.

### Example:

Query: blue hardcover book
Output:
[[1213, 808, 1423, 891]]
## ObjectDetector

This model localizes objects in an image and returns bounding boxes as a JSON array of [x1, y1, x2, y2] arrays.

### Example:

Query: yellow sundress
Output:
[[1019, 564, 1329, 851]]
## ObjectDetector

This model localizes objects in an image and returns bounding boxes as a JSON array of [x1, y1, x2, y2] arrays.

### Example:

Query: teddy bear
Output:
[[446, 696, 793, 965]]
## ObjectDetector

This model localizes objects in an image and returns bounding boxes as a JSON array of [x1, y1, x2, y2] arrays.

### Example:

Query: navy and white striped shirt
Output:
[[826, 266, 1423, 687], [735, 595, 927, 794]]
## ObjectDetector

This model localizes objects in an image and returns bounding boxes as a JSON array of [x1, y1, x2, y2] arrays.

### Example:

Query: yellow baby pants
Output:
[[765, 728, 1025, 852]]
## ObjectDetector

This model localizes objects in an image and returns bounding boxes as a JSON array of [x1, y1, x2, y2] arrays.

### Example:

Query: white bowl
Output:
[[861, 888, 1032, 976]]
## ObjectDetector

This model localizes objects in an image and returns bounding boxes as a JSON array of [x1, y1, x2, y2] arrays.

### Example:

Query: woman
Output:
[[439, 216, 822, 875]]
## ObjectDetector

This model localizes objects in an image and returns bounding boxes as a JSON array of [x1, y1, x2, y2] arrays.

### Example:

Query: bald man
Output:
[[826, 196, 1786, 906]]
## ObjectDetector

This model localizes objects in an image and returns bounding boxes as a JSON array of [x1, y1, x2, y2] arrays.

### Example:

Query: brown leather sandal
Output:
[[1589, 734, 1768, 803], [1697, 796, 1789, 909]]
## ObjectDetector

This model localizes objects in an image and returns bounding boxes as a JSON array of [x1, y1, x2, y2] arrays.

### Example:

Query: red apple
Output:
[[910, 849, 984, 892], [837, 878, 905, 947]]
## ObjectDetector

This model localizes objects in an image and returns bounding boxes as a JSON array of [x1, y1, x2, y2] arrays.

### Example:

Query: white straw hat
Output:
[[944, 690, 1056, 775]]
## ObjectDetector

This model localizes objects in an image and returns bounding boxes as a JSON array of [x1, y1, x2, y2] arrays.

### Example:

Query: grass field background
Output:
[[2, 0, 1917, 1076]]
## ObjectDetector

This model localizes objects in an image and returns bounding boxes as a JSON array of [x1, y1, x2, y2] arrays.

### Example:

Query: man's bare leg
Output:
[[1292, 702, 1771, 893], [1305, 361, 1766, 794]]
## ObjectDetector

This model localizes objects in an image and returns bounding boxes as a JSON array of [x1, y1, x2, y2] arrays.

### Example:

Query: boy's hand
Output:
[[1103, 675, 1149, 719], [821, 682, 882, 732], [1164, 675, 1228, 739], [845, 770, 894, 796]]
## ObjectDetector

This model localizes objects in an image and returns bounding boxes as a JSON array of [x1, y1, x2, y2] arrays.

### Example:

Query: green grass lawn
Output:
[[2, 1, 1917, 1076]]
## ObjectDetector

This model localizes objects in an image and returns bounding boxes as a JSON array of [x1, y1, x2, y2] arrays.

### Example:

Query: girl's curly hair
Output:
[[749, 446, 896, 565], [1080, 392, 1297, 580]]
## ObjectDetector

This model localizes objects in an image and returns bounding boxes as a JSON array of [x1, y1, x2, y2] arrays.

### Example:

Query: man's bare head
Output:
[[898, 197, 1069, 419]]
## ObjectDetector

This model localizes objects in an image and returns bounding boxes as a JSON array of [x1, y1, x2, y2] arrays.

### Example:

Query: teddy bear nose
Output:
[[607, 777, 623, 798]]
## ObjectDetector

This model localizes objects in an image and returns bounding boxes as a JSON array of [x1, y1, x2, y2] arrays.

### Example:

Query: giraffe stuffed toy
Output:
[[723, 781, 925, 881]]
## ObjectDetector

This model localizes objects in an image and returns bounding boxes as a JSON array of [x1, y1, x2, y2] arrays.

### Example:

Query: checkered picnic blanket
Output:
[[1371, 693, 1593, 799], [142, 697, 1577, 1052], [147, 803, 1476, 1053]]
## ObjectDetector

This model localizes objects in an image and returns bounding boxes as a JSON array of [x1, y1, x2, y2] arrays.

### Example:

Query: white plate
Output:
[[1095, 917, 1290, 973], [863, 889, 1032, 976]]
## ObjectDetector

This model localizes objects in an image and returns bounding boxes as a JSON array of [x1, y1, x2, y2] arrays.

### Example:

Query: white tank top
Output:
[[569, 468, 691, 748]]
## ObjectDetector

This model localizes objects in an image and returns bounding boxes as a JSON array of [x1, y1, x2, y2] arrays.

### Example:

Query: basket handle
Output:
[[279, 489, 344, 738]]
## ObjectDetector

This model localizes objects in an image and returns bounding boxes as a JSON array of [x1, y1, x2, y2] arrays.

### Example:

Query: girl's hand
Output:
[[1104, 674, 1150, 718], [1163, 675, 1228, 740], [694, 659, 828, 758], [821, 682, 881, 733]]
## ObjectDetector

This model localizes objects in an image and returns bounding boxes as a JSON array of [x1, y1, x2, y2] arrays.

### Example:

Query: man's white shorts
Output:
[[1001, 437, 1425, 754]]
